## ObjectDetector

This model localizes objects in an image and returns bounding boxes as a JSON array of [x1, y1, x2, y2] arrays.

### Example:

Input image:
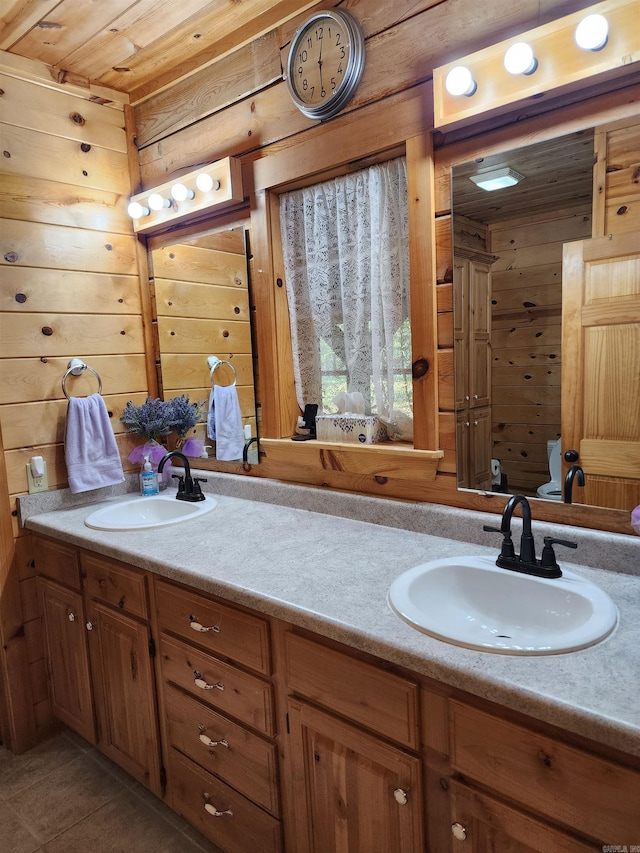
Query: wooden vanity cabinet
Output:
[[34, 537, 640, 853], [153, 578, 282, 853], [34, 536, 162, 794], [282, 631, 425, 853], [38, 574, 95, 744], [441, 700, 640, 851]]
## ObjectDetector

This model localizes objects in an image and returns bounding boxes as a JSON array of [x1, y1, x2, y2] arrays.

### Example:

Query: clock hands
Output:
[[317, 27, 324, 96]]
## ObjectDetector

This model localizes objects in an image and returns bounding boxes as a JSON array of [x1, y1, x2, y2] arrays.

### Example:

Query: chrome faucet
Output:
[[158, 451, 207, 502], [483, 494, 576, 579], [564, 465, 585, 504]]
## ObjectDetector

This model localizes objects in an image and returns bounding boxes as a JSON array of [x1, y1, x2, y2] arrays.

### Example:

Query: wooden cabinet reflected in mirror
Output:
[[451, 120, 640, 512], [148, 226, 259, 462]]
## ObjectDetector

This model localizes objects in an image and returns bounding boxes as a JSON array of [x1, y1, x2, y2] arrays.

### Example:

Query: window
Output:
[[279, 157, 412, 422]]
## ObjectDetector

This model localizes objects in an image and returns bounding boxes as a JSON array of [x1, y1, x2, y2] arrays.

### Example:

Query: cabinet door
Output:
[[287, 698, 423, 853], [468, 260, 491, 409], [39, 578, 96, 744], [470, 406, 492, 490], [449, 780, 596, 853], [86, 600, 161, 793]]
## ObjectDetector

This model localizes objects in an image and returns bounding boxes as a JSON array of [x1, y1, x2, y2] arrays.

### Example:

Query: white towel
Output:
[[65, 394, 125, 493], [207, 384, 244, 461]]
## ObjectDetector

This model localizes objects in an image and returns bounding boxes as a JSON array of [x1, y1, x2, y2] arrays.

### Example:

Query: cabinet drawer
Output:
[[155, 580, 271, 675], [167, 748, 282, 853], [285, 633, 419, 750], [164, 684, 279, 816], [34, 536, 81, 590], [159, 635, 274, 737], [450, 701, 640, 843], [82, 553, 149, 620]]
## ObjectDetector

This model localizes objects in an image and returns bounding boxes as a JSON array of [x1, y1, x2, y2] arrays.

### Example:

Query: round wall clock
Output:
[[286, 9, 365, 121]]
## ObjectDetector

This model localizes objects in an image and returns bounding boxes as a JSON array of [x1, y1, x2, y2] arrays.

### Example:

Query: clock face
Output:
[[286, 9, 365, 120]]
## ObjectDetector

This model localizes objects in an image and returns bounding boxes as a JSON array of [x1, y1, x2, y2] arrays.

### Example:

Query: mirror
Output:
[[452, 129, 598, 506], [148, 224, 259, 462]]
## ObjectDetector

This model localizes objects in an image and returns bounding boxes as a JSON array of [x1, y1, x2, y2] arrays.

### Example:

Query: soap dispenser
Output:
[[140, 455, 159, 496]]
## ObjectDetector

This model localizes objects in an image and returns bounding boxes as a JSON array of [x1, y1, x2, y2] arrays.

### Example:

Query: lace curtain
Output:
[[279, 156, 411, 417]]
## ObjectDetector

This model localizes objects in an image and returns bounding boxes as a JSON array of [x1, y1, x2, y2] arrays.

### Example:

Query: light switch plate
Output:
[[26, 461, 49, 493]]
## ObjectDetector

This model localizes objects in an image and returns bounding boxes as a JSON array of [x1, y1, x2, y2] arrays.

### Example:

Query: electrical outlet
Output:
[[26, 460, 49, 493]]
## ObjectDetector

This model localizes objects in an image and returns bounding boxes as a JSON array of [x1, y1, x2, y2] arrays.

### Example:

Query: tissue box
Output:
[[315, 414, 388, 444]]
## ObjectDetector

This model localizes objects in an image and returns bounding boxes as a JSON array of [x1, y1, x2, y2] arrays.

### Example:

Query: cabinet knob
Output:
[[198, 726, 229, 749], [473, 394, 478, 400], [203, 794, 233, 818], [67, 612, 76, 622], [189, 615, 220, 634], [451, 822, 468, 841], [393, 788, 408, 805], [464, 395, 470, 401], [193, 671, 224, 692], [85, 621, 93, 631]]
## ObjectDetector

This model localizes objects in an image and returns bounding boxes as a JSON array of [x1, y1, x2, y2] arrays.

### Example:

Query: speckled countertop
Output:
[[20, 471, 640, 758]]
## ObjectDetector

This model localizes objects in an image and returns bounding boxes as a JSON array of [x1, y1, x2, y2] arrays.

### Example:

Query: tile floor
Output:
[[0, 728, 223, 853]]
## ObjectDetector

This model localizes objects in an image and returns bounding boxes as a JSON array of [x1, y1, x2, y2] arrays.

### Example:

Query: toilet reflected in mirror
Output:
[[537, 438, 562, 502]]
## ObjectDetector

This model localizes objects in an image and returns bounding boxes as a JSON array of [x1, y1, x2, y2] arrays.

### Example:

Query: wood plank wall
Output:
[[0, 59, 151, 749], [151, 230, 258, 446]]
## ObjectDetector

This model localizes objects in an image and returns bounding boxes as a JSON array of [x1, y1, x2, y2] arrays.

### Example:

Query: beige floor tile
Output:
[[41, 790, 183, 853], [0, 733, 83, 800], [8, 750, 123, 842], [0, 797, 43, 853]]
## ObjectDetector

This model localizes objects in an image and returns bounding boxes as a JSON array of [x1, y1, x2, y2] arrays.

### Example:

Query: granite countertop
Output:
[[21, 474, 640, 759]]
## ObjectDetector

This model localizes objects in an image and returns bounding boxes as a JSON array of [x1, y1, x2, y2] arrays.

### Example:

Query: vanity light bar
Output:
[[127, 157, 244, 234], [433, 0, 638, 129]]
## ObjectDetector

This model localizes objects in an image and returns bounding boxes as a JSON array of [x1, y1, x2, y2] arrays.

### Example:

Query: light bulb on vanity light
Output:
[[445, 65, 477, 97], [504, 42, 538, 75], [127, 201, 150, 219], [195, 173, 220, 193], [148, 193, 171, 211], [575, 14, 609, 50], [170, 182, 195, 202]]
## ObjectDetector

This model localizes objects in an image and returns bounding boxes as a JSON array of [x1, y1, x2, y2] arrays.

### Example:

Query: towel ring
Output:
[[208, 355, 237, 387], [62, 359, 103, 399]]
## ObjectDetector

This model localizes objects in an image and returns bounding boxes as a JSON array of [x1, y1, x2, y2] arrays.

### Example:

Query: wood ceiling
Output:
[[0, 0, 317, 103], [451, 129, 596, 224]]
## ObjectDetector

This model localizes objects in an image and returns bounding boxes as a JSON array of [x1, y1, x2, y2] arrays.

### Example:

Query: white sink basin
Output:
[[85, 493, 217, 531], [388, 556, 618, 655]]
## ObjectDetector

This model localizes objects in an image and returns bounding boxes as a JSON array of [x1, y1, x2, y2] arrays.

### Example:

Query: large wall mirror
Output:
[[451, 125, 639, 513], [148, 222, 259, 462]]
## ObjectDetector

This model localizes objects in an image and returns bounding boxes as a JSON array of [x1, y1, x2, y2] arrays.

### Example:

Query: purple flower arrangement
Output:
[[121, 395, 206, 462]]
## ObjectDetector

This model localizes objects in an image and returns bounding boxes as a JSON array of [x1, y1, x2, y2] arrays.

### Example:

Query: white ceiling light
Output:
[[504, 42, 538, 75], [470, 167, 525, 192], [575, 14, 609, 50], [445, 65, 477, 97]]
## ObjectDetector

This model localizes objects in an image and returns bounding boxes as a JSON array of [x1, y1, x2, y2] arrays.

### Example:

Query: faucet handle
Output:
[[172, 473, 185, 494], [540, 536, 577, 570], [482, 525, 516, 559]]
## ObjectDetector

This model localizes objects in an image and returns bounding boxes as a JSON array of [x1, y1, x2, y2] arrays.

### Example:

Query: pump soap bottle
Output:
[[140, 455, 159, 496]]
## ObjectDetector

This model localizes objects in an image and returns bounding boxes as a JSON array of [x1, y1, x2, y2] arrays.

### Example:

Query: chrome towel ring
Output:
[[207, 355, 237, 387], [62, 358, 103, 399]]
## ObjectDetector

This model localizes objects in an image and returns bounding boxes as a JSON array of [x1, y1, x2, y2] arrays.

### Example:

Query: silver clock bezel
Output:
[[286, 9, 365, 121]]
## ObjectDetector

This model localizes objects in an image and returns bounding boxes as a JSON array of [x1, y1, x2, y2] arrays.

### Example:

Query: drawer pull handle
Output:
[[198, 726, 229, 749], [190, 615, 220, 634], [203, 796, 233, 818], [451, 822, 468, 841], [193, 671, 224, 691], [393, 788, 408, 805]]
